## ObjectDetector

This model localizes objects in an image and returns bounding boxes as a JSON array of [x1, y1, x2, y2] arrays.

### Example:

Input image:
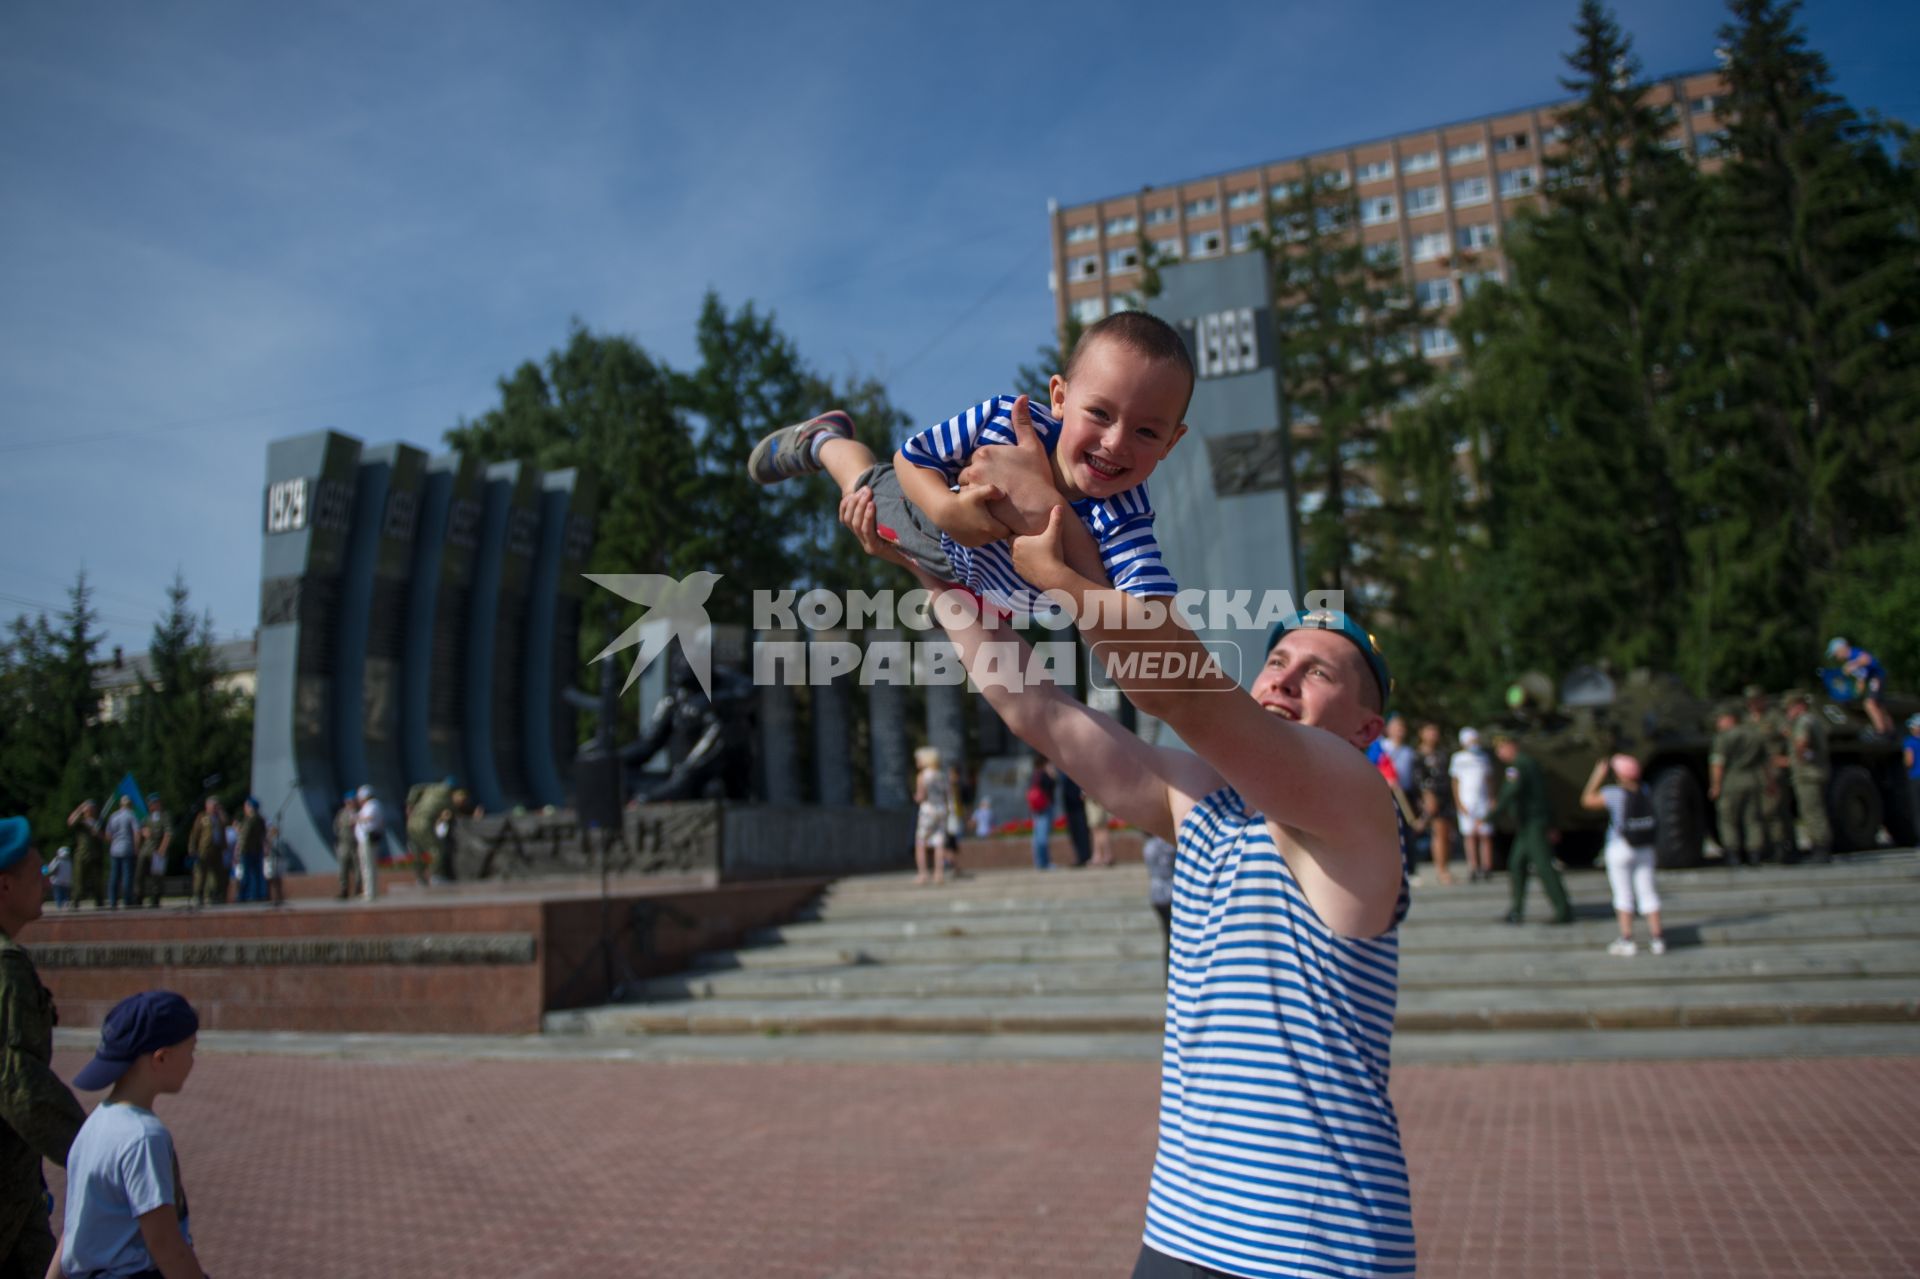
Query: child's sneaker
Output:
[[748, 411, 853, 485], [1647, 938, 1667, 956], [1606, 937, 1637, 957]]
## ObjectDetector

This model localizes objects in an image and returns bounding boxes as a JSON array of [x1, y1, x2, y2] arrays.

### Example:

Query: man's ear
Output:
[[1351, 711, 1386, 752], [1048, 373, 1067, 416]]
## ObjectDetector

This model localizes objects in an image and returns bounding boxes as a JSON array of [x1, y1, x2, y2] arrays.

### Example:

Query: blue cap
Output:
[[1265, 609, 1394, 711], [0, 817, 32, 873], [73, 991, 200, 1091]]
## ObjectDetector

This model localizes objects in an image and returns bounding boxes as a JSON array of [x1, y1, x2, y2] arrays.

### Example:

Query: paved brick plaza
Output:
[[45, 1050, 1918, 1277]]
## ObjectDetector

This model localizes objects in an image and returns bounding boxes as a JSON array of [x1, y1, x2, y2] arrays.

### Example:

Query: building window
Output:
[[1229, 222, 1257, 251], [1145, 206, 1176, 226], [1068, 254, 1100, 279], [1402, 150, 1440, 174], [1544, 124, 1570, 145], [1105, 215, 1137, 236], [1152, 238, 1180, 260], [1415, 278, 1456, 309], [1365, 239, 1400, 266], [1495, 132, 1530, 153], [1405, 185, 1442, 215], [1110, 296, 1134, 316], [1361, 195, 1397, 226], [1356, 158, 1394, 184], [1227, 188, 1262, 210], [1456, 222, 1497, 251], [1071, 297, 1104, 324], [1323, 169, 1351, 189], [1314, 206, 1342, 234], [1498, 167, 1537, 197], [1690, 94, 1718, 115], [1107, 247, 1139, 274], [1421, 327, 1460, 356], [1270, 178, 1306, 203], [1447, 140, 1486, 165], [1697, 131, 1729, 158], [1065, 224, 1097, 244], [1188, 231, 1222, 258], [1451, 176, 1490, 207], [1185, 196, 1219, 217], [1460, 268, 1503, 297], [1412, 231, 1448, 263]]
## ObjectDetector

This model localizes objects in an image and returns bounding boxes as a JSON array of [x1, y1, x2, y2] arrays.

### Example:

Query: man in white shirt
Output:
[[352, 785, 382, 902]]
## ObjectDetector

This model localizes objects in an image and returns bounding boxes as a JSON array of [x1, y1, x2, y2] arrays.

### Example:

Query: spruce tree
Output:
[[1265, 164, 1432, 600]]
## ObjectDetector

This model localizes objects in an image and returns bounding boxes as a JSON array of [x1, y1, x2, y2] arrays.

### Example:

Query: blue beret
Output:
[[0, 817, 34, 873], [1265, 609, 1394, 711]]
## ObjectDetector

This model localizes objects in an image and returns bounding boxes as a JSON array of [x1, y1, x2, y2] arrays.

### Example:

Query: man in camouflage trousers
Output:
[[1710, 707, 1769, 868], [0, 816, 87, 1276], [335, 792, 362, 899], [135, 795, 171, 909], [404, 776, 457, 886], [1782, 692, 1832, 864], [188, 795, 229, 906], [1749, 687, 1793, 862], [62, 800, 103, 911]]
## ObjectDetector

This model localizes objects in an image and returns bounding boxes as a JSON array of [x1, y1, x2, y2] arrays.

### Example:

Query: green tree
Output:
[[1695, 0, 1920, 683], [1265, 163, 1432, 598], [118, 575, 253, 852], [0, 573, 112, 846], [1448, 1, 1706, 679]]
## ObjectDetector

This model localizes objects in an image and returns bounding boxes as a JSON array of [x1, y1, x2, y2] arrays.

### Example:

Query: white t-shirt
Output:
[[1450, 748, 1494, 814], [355, 798, 384, 840], [61, 1101, 192, 1277]]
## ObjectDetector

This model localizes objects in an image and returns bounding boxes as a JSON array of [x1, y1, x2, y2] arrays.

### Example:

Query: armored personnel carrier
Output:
[[1495, 666, 1915, 868]]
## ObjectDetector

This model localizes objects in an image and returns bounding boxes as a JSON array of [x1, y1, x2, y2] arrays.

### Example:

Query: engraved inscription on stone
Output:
[[445, 497, 482, 549], [383, 487, 419, 542], [1207, 430, 1291, 496]]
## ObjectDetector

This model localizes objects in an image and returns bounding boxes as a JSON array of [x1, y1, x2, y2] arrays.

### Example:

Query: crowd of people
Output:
[[48, 775, 470, 912]]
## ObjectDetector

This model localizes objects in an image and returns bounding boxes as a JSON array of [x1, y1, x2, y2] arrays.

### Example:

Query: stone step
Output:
[[547, 976, 1920, 1036], [648, 939, 1920, 1003], [696, 912, 1920, 972]]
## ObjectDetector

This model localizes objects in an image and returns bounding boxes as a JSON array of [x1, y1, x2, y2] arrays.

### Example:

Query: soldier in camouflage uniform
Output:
[[0, 816, 87, 1275], [135, 795, 170, 909], [187, 795, 228, 906], [405, 777, 457, 886], [1782, 692, 1832, 863], [1492, 733, 1574, 925], [1709, 707, 1769, 867], [62, 800, 104, 911], [335, 792, 361, 899], [1749, 688, 1792, 863]]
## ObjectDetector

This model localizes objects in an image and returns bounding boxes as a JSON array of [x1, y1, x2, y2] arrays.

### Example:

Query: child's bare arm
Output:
[[136, 1207, 206, 1279], [956, 397, 1112, 587], [892, 449, 1011, 548]]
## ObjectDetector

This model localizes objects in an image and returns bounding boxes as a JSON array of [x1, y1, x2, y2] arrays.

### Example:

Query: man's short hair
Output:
[[1065, 311, 1196, 416]]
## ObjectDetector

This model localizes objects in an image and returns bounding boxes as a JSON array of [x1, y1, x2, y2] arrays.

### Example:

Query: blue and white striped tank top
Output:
[[1144, 786, 1414, 1278]]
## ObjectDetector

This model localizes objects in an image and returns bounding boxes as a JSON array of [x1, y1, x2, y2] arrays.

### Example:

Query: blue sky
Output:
[[2, 0, 1913, 653]]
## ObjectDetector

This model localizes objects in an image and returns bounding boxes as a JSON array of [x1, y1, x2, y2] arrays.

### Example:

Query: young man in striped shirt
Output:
[[872, 426, 1414, 1276], [747, 311, 1191, 615]]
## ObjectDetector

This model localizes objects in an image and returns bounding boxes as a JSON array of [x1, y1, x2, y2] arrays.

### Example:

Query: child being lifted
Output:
[[748, 312, 1194, 612]]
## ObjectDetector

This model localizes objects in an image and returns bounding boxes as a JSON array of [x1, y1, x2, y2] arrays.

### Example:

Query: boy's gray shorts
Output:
[[854, 463, 959, 582]]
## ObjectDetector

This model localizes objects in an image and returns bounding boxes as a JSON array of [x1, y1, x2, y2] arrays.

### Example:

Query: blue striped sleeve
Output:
[[900, 395, 1019, 480]]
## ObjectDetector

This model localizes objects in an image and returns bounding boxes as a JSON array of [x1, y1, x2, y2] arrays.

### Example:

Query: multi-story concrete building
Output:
[[93, 635, 259, 723], [1047, 67, 1728, 354]]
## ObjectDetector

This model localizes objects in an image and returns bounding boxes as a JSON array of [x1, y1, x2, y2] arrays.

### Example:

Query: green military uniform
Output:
[[1494, 749, 1572, 923], [0, 930, 87, 1276], [1788, 706, 1832, 861], [1754, 702, 1792, 861], [66, 814, 104, 911], [135, 807, 169, 908], [405, 781, 455, 885], [1710, 720, 1770, 866], [335, 804, 360, 899], [188, 810, 226, 906]]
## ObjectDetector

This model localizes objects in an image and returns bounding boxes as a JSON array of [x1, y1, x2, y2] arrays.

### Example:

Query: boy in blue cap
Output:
[[57, 991, 206, 1279], [0, 816, 86, 1277]]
